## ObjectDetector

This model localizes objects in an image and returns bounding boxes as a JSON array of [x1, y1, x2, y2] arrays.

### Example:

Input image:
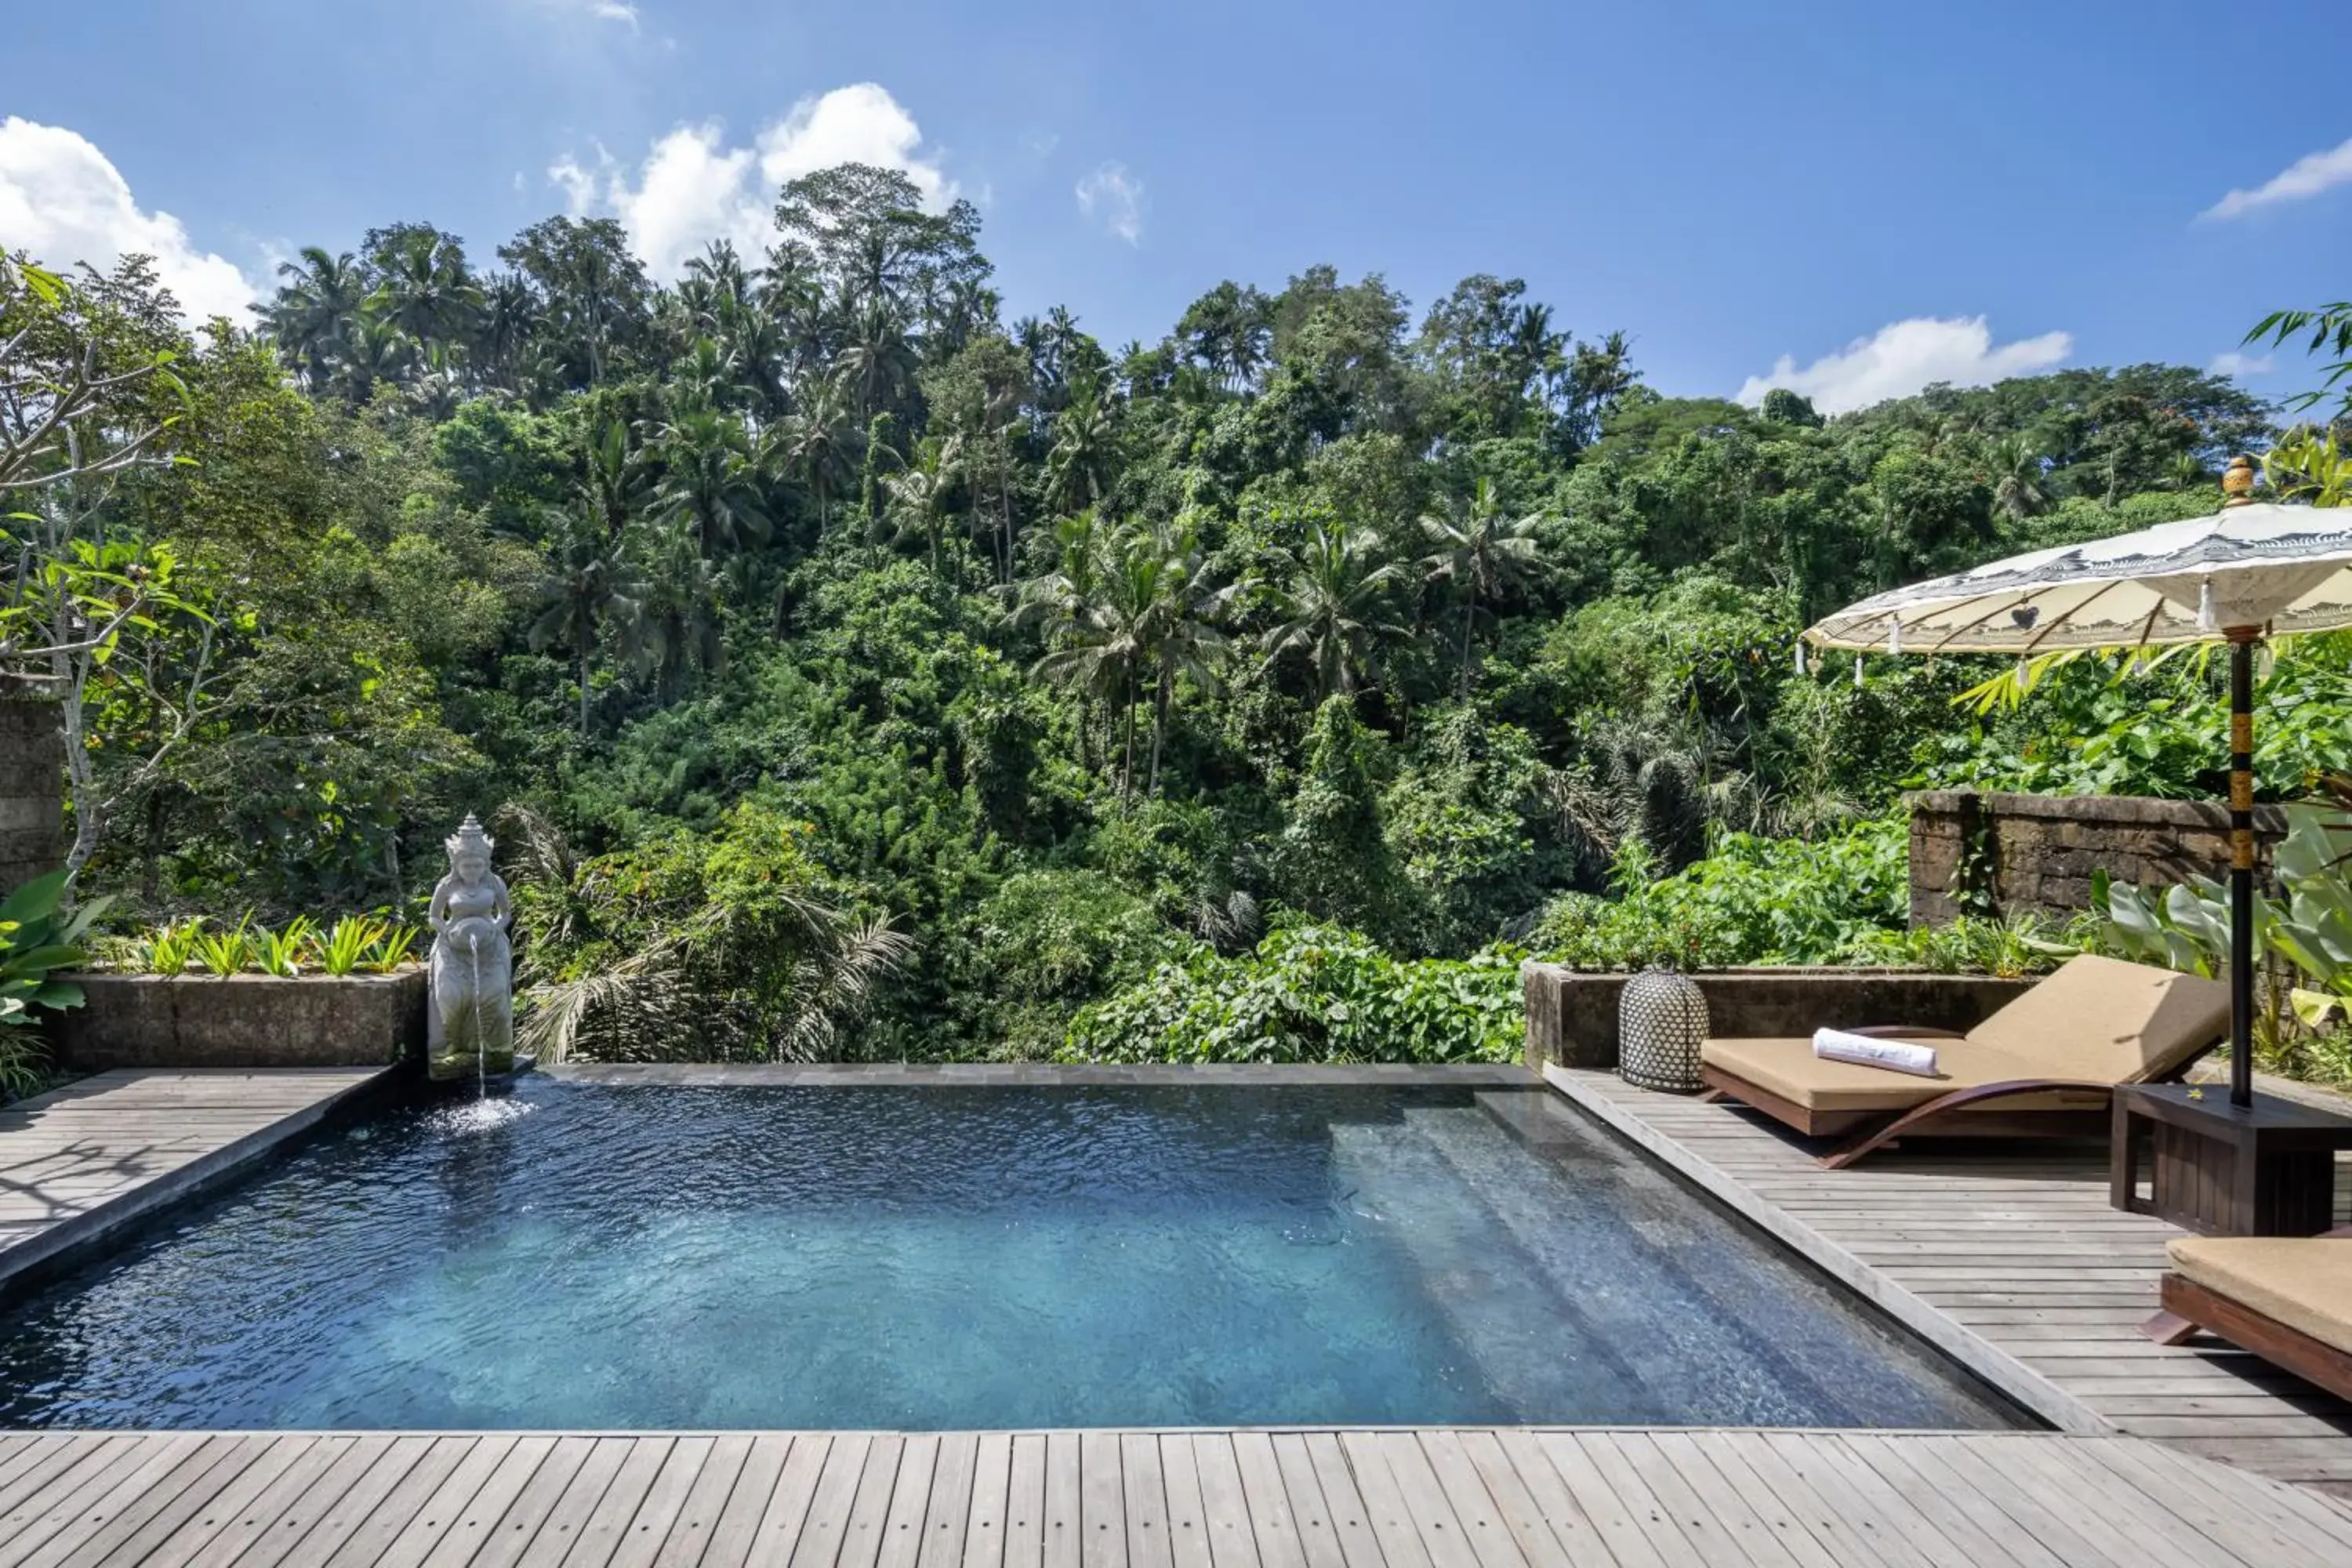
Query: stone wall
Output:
[[48, 971, 428, 1070], [1522, 962, 2032, 1071], [0, 701, 64, 892], [1908, 789, 2288, 926]]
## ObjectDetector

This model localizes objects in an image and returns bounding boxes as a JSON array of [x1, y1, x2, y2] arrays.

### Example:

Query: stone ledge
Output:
[[1522, 963, 2034, 1070], [1907, 788, 2289, 833], [48, 971, 428, 1069]]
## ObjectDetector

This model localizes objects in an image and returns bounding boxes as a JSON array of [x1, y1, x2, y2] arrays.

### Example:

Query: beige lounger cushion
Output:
[[1961, 953, 2229, 1080], [1701, 955, 2230, 1113], [2168, 1236, 2352, 1354], [1698, 1036, 2099, 1112]]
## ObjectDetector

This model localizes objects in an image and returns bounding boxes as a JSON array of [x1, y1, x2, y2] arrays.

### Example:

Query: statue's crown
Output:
[[445, 812, 495, 859]]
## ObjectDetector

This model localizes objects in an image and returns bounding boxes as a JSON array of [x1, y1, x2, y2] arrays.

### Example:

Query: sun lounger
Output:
[[2143, 1231, 2352, 1402], [1697, 954, 2230, 1169]]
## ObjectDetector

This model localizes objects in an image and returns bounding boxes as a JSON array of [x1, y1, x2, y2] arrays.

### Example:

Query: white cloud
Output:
[[1737, 317, 2072, 415], [1076, 162, 1145, 245], [529, 0, 640, 29], [2209, 350, 2274, 379], [0, 117, 256, 321], [2202, 136, 2352, 220], [551, 84, 954, 280]]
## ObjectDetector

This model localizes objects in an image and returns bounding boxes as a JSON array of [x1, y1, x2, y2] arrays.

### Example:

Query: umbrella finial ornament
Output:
[[2221, 454, 2257, 507]]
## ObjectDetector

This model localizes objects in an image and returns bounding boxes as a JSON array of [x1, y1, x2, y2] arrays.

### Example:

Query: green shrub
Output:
[[1, 871, 107, 1100], [1065, 923, 1523, 1064]]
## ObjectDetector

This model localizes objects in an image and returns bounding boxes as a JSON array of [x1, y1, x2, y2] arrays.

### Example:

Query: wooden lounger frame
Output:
[[2141, 1227, 2352, 1404], [1696, 1025, 2136, 1170]]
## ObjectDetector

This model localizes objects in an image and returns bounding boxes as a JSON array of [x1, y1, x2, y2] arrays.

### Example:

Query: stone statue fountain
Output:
[[426, 814, 516, 1083]]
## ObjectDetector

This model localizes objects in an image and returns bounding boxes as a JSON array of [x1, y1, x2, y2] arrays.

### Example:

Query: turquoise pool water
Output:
[[0, 1080, 2016, 1429]]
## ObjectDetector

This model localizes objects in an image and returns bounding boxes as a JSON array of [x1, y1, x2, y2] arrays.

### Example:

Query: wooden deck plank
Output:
[[606, 1435, 718, 1568], [367, 1432, 529, 1568], [1042, 1434, 1083, 1568], [408, 1435, 561, 1568], [1668, 1433, 1848, 1568], [1263, 1434, 1352, 1568], [767, 1432, 851, 1568], [1629, 1432, 1804, 1568], [1331, 1435, 1431, 1568], [965, 1432, 1014, 1568], [648, 1431, 753, 1568], [919, 1431, 982, 1568], [837, 1434, 906, 1568], [0, 1431, 2343, 1566], [1544, 1065, 2352, 1486], [1228, 1432, 1311, 1568], [1116, 1432, 1172, 1568], [0, 1430, 209, 1568], [1077, 1432, 1127, 1568], [1408, 1430, 1530, 1568], [1189, 1434, 1262, 1568], [1561, 1434, 1704, 1568], [168, 1435, 376, 1568], [1156, 1433, 1215, 1568], [469, 1434, 632, 1568], [27, 1432, 258, 1568], [877, 1434, 942, 1568], [1004, 1435, 1050, 1568]]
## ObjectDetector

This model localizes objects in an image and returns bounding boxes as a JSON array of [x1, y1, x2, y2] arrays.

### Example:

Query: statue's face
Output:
[[455, 851, 488, 884]]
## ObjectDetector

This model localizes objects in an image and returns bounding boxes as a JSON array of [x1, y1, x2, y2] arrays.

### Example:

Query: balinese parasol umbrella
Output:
[[1802, 457, 2352, 1110]]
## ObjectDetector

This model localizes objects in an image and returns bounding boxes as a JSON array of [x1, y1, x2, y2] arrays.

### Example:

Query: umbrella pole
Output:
[[2228, 628, 2259, 1110]]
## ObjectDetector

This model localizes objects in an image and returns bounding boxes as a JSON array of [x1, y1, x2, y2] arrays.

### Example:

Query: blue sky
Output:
[[4, 0, 2345, 412]]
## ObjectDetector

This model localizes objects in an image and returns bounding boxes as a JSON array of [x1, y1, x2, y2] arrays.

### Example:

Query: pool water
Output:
[[0, 1080, 2017, 1430]]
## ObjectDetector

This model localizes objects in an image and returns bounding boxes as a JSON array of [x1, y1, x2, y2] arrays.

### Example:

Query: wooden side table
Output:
[[2111, 1083, 2352, 1235]]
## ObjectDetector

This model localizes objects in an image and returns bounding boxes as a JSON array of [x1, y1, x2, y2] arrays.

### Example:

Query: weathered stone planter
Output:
[[47, 971, 428, 1071], [1521, 962, 2034, 1072]]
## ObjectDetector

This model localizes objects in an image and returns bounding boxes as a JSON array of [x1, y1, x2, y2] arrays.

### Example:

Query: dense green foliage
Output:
[[5, 180, 2344, 1064]]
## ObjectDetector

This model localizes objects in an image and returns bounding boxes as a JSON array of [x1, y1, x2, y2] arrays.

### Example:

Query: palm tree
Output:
[[1988, 437, 2051, 522], [651, 407, 771, 555], [779, 390, 857, 534], [575, 419, 648, 542], [884, 437, 959, 573], [833, 301, 916, 421], [1044, 379, 1116, 515], [329, 309, 418, 403], [262, 247, 367, 393], [530, 507, 643, 739], [1262, 517, 1408, 699], [633, 521, 727, 701], [1418, 477, 1546, 699], [474, 273, 539, 391], [1030, 516, 1228, 800], [368, 230, 485, 356]]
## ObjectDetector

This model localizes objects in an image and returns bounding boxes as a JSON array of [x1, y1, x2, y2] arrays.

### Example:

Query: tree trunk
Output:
[[577, 640, 593, 740], [1120, 677, 1138, 806], [1148, 663, 1173, 797], [1457, 593, 1476, 700]]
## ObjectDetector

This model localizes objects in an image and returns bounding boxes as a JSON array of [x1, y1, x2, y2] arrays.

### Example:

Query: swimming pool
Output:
[[0, 1078, 2017, 1430]]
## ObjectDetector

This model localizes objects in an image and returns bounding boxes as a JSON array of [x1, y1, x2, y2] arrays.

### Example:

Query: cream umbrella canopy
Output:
[[1804, 459, 2352, 1109]]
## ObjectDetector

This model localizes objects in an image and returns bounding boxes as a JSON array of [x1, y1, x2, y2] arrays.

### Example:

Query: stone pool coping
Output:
[[539, 1062, 1538, 1086]]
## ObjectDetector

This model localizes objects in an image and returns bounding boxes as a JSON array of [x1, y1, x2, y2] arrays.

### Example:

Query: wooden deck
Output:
[[1544, 1065, 2352, 1495], [0, 1068, 387, 1293], [3, 1426, 2350, 1568]]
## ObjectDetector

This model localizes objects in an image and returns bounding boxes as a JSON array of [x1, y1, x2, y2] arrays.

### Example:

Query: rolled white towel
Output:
[[1813, 1028, 1941, 1078]]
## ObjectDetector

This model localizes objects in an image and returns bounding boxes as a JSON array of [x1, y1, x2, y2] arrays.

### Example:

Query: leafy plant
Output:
[[250, 916, 314, 978], [142, 917, 207, 975], [0, 871, 107, 1099], [1065, 924, 1525, 1064], [194, 917, 254, 978], [309, 914, 381, 976], [363, 922, 421, 973]]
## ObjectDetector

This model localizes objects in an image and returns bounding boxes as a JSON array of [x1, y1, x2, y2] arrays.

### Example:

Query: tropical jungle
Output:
[[4, 166, 2350, 1084]]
